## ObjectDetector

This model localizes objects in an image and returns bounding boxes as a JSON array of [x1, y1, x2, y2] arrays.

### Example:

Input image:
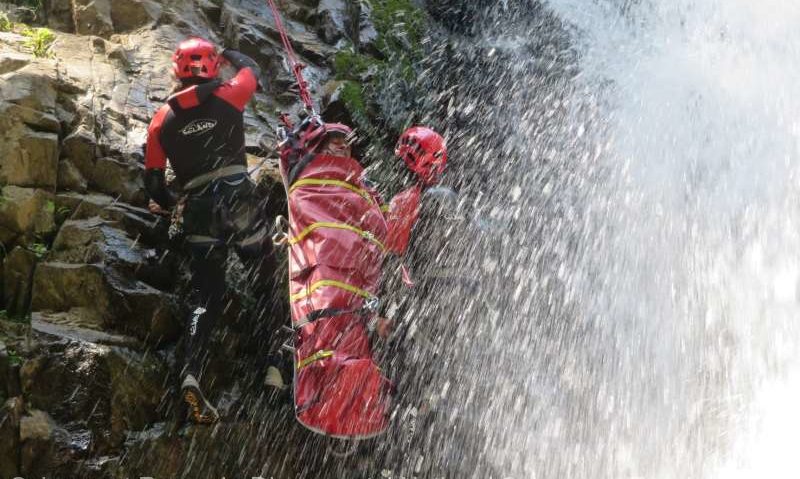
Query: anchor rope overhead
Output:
[[265, 0, 315, 113]]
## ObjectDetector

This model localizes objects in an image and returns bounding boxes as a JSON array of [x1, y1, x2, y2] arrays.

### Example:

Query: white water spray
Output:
[[487, 0, 800, 477], [391, 1, 800, 477]]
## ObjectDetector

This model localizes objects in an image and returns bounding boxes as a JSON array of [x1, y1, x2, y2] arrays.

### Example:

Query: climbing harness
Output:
[[183, 164, 249, 191]]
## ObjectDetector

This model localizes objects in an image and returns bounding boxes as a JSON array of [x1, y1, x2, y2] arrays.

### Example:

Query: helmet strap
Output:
[[181, 77, 214, 87]]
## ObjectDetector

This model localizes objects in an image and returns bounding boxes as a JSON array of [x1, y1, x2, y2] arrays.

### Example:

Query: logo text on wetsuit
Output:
[[181, 119, 217, 136]]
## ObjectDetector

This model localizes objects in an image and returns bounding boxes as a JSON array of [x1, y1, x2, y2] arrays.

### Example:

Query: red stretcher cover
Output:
[[280, 152, 391, 438]]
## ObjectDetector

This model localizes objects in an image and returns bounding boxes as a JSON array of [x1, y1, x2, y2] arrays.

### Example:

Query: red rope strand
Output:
[[265, 0, 315, 113]]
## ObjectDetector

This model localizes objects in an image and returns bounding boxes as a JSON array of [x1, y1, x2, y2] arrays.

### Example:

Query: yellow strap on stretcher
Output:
[[289, 221, 386, 251], [289, 178, 377, 206], [297, 350, 334, 370], [290, 279, 373, 303]]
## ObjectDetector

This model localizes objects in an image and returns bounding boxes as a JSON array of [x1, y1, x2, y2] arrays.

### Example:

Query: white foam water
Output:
[[522, 0, 800, 476]]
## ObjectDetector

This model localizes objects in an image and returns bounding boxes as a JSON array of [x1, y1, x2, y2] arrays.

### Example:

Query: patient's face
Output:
[[321, 136, 351, 157]]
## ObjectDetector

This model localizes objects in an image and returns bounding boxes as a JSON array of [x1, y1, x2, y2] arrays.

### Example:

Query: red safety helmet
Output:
[[396, 126, 447, 185], [172, 37, 221, 80]]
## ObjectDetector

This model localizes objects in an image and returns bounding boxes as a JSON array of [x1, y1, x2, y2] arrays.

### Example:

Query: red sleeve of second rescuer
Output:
[[145, 105, 170, 170], [213, 68, 257, 112], [385, 186, 423, 255]]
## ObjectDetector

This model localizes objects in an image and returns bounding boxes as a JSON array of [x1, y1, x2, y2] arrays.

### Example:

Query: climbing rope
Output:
[[265, 0, 316, 114]]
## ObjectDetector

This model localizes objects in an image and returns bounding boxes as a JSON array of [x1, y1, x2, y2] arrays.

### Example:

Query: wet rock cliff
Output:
[[0, 0, 429, 477]]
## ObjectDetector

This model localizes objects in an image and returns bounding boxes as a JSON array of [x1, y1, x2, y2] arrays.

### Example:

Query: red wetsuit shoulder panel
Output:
[[213, 67, 257, 112], [145, 104, 171, 170], [174, 86, 200, 109]]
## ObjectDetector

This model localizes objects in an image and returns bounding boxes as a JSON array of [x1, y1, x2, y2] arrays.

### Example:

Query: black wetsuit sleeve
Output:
[[222, 49, 263, 90], [144, 168, 176, 209]]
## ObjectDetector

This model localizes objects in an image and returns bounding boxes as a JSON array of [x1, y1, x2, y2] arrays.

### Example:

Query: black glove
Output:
[[144, 169, 177, 209], [222, 49, 264, 91]]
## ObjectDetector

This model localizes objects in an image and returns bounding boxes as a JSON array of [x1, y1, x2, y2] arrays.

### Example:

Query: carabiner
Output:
[[272, 215, 290, 246]]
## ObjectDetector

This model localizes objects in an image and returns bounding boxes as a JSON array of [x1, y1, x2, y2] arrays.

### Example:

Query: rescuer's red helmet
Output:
[[173, 37, 221, 80], [396, 126, 447, 185]]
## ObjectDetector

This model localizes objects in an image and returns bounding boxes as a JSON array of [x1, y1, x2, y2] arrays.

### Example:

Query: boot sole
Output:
[[183, 389, 219, 425]]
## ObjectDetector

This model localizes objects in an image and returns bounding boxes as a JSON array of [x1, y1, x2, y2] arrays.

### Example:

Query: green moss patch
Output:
[[340, 80, 368, 118], [333, 50, 378, 81], [372, 0, 425, 55], [331, 0, 426, 114]]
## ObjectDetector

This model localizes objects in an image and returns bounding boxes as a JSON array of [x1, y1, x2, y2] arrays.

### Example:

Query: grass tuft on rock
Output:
[[7, 347, 23, 365], [0, 12, 12, 32], [27, 242, 48, 259], [23, 27, 56, 58]]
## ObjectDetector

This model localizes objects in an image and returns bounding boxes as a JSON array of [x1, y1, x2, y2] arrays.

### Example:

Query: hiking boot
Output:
[[181, 374, 219, 424]]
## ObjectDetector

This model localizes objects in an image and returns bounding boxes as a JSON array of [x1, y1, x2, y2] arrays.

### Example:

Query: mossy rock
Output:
[[332, 50, 378, 81], [371, 0, 426, 56]]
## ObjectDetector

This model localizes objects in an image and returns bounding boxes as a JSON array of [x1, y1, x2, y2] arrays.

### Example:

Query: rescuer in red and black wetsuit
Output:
[[144, 37, 274, 424]]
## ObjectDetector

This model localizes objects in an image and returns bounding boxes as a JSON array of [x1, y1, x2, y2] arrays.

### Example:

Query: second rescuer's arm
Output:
[[144, 105, 176, 209]]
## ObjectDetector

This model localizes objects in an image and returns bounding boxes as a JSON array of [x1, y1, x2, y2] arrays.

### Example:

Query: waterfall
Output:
[[415, 1, 800, 477]]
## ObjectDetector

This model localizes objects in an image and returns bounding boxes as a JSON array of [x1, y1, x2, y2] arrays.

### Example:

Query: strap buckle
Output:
[[362, 296, 381, 314]]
